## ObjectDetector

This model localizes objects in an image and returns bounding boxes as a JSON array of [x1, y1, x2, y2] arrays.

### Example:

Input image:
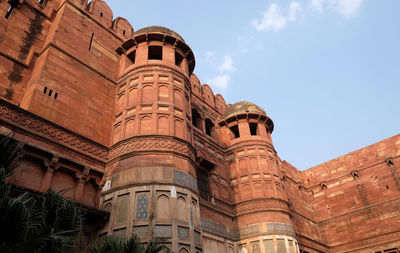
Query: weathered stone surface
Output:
[[0, 1, 399, 252]]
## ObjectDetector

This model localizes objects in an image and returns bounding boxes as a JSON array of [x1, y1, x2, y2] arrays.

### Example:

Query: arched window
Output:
[[192, 108, 202, 129], [205, 118, 214, 136]]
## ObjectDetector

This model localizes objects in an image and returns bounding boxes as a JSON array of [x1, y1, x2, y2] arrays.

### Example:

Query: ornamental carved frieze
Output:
[[235, 198, 289, 215], [108, 136, 195, 161], [0, 103, 108, 161]]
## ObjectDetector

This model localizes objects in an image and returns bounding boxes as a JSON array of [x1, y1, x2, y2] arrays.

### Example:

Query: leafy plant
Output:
[[0, 135, 83, 253], [88, 234, 169, 253]]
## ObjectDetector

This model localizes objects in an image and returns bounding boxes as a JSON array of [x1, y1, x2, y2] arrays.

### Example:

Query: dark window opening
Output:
[[249, 123, 258, 136], [48, 90, 53, 97], [127, 50, 136, 64], [43, 87, 47, 94], [5, 0, 18, 19], [89, 33, 94, 50], [175, 51, 184, 66], [230, 125, 240, 138], [192, 109, 202, 129], [148, 46, 162, 60], [205, 118, 214, 136], [123, 30, 126, 36], [100, 12, 103, 17], [54, 93, 58, 99], [386, 185, 389, 190], [196, 167, 210, 200]]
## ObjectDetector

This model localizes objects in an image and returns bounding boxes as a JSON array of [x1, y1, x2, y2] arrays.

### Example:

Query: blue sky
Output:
[[106, 0, 400, 170]]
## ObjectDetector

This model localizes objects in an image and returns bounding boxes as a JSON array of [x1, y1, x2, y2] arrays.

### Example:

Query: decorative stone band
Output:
[[0, 100, 108, 162], [108, 135, 196, 162], [235, 198, 290, 216], [174, 169, 198, 192], [201, 218, 238, 240], [102, 168, 198, 194], [265, 223, 295, 237]]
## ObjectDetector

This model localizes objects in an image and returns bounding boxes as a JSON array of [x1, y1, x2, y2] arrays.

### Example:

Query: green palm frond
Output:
[[0, 135, 22, 176]]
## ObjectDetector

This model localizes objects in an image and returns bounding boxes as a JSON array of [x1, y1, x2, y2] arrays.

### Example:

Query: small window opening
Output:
[[54, 93, 58, 99], [148, 46, 162, 60], [192, 109, 202, 129], [321, 183, 327, 190], [249, 123, 258, 136], [196, 167, 210, 200], [123, 30, 126, 36], [205, 118, 214, 136], [386, 185, 389, 190], [127, 50, 136, 65], [5, 0, 18, 19], [48, 90, 53, 97], [229, 125, 240, 139], [100, 12, 103, 17], [89, 33, 94, 51], [43, 87, 47, 94], [175, 51, 184, 66]]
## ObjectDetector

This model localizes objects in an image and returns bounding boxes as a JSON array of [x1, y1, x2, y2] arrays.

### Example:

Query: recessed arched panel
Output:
[[250, 157, 258, 171], [174, 89, 183, 108], [174, 120, 184, 139], [82, 181, 96, 207], [140, 116, 152, 134], [158, 116, 169, 135], [125, 119, 135, 138], [179, 248, 189, 253], [239, 159, 247, 175], [116, 94, 125, 113], [229, 163, 236, 178], [113, 125, 121, 144], [177, 196, 186, 221], [50, 170, 75, 200], [13, 158, 44, 191], [128, 88, 138, 107], [143, 85, 154, 104], [156, 194, 170, 220], [158, 85, 169, 102]]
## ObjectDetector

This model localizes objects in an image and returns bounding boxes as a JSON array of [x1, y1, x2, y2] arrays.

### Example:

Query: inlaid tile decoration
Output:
[[136, 194, 149, 220], [155, 225, 172, 238], [178, 226, 189, 240]]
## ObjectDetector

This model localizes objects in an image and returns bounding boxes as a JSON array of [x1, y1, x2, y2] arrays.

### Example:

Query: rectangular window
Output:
[[196, 167, 209, 200], [148, 46, 162, 60], [230, 125, 240, 138], [175, 51, 184, 66], [250, 123, 258, 136], [127, 50, 136, 64]]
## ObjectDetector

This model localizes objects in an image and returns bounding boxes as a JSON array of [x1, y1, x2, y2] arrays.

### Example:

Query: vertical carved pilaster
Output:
[[40, 155, 59, 192]]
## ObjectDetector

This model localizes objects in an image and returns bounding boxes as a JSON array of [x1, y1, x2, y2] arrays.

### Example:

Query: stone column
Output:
[[74, 167, 90, 203], [40, 155, 59, 192]]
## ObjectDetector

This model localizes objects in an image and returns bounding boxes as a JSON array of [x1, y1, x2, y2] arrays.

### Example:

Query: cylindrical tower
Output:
[[218, 102, 300, 253], [101, 26, 201, 253]]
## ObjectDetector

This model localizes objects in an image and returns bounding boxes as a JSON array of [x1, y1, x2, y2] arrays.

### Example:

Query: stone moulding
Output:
[[0, 100, 108, 162], [108, 135, 196, 162]]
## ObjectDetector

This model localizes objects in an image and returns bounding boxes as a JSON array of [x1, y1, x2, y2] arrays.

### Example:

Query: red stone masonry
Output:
[[0, 1, 399, 252]]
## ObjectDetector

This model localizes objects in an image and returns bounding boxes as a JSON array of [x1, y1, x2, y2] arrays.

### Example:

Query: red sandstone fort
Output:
[[0, 0, 399, 252]]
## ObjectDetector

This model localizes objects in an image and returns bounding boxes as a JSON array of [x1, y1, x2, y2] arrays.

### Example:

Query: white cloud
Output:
[[251, 3, 287, 31], [309, 0, 325, 13], [219, 55, 236, 72], [207, 74, 231, 90], [289, 1, 302, 22], [333, 0, 364, 17]]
